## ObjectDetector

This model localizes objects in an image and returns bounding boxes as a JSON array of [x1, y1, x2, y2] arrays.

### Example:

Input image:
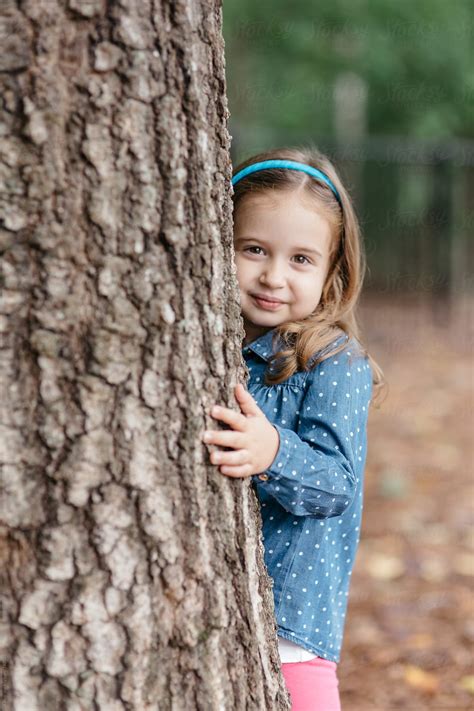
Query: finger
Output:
[[210, 448, 249, 466], [210, 405, 247, 431], [234, 383, 262, 417], [203, 429, 246, 449], [218, 463, 254, 478]]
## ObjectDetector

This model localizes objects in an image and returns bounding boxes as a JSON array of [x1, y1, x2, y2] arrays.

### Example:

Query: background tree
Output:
[[0, 0, 290, 708]]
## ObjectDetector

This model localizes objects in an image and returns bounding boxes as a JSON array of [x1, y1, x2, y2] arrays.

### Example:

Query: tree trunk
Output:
[[0, 1, 291, 708]]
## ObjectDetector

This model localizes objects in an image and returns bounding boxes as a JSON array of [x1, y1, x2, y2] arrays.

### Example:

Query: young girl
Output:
[[201, 147, 385, 710]]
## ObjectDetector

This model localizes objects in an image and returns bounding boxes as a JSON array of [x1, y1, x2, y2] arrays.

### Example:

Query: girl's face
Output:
[[234, 189, 333, 345]]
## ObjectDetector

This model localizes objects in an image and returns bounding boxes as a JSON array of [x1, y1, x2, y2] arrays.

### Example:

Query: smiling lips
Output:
[[251, 293, 286, 310]]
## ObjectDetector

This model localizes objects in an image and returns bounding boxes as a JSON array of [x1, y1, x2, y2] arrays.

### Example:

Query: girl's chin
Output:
[[245, 308, 284, 320]]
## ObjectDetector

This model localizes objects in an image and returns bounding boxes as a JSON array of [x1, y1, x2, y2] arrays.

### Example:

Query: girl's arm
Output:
[[253, 353, 373, 519]]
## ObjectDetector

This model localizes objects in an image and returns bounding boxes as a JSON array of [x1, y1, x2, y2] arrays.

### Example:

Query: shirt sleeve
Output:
[[252, 346, 373, 518]]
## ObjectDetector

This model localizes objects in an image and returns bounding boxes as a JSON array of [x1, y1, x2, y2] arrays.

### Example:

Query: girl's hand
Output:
[[201, 383, 280, 478]]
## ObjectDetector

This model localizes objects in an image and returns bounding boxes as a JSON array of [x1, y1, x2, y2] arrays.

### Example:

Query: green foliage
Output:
[[223, 0, 473, 142]]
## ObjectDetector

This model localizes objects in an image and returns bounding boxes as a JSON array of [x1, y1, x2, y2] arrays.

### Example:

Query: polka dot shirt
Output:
[[242, 328, 373, 664]]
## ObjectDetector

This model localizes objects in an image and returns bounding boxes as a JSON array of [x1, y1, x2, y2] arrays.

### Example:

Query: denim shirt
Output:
[[243, 327, 373, 663]]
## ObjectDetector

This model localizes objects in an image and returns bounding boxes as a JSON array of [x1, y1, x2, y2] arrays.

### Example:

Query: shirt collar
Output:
[[242, 328, 285, 362], [242, 327, 349, 363]]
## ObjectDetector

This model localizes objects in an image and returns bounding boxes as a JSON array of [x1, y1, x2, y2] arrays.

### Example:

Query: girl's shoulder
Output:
[[307, 331, 372, 381]]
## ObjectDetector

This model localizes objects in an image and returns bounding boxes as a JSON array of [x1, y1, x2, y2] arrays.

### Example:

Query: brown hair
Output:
[[232, 145, 387, 406]]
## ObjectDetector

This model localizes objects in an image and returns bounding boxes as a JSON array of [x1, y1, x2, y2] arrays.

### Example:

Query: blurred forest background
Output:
[[223, 1, 473, 709]]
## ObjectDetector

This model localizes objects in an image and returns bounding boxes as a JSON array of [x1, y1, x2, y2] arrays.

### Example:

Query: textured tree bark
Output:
[[0, 1, 291, 709]]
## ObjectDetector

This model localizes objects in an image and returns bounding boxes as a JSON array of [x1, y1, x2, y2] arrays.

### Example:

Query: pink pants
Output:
[[281, 657, 341, 711]]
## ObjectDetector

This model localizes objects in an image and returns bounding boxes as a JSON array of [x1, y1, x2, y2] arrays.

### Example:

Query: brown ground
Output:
[[338, 292, 474, 711]]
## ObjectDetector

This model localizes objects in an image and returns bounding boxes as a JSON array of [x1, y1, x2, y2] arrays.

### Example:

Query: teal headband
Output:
[[232, 159, 342, 207]]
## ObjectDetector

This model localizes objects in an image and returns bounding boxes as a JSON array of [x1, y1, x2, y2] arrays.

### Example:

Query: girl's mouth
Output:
[[252, 295, 285, 311]]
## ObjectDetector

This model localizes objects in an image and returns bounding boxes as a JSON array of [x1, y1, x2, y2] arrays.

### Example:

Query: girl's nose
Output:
[[260, 264, 286, 287]]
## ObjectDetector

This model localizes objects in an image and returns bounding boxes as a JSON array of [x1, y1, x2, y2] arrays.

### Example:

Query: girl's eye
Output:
[[244, 246, 312, 265]]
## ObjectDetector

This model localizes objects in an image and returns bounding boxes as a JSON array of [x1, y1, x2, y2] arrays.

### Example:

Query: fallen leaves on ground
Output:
[[339, 293, 474, 711]]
